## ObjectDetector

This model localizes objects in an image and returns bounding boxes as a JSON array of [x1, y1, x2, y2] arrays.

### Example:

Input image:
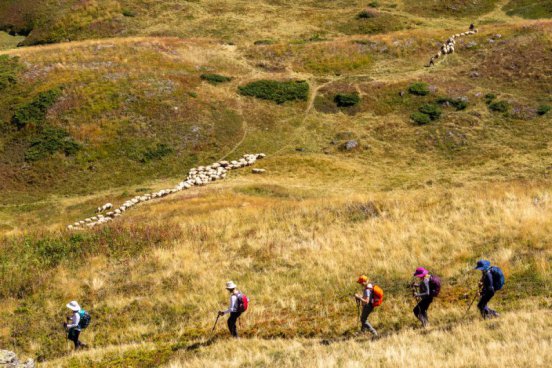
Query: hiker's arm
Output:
[[66, 313, 80, 329], [221, 295, 237, 315], [416, 279, 430, 297], [485, 271, 495, 293]]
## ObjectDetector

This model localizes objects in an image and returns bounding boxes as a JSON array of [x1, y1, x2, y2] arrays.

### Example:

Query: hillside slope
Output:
[[0, 1, 550, 367]]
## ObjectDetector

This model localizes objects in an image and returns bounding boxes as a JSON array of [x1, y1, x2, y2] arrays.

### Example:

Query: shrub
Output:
[[408, 82, 430, 96], [484, 93, 496, 104], [489, 100, 509, 113], [0, 55, 19, 91], [140, 143, 173, 163], [12, 88, 62, 129], [369, 1, 380, 8], [122, 9, 136, 17], [334, 93, 361, 107], [357, 10, 375, 19], [537, 105, 550, 116], [419, 103, 442, 120], [200, 73, 232, 85], [24, 126, 80, 162], [238, 80, 309, 104], [436, 97, 468, 110], [254, 39, 275, 45], [411, 112, 431, 125]]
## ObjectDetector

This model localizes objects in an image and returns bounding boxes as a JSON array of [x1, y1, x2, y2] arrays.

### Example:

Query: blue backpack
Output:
[[78, 310, 91, 329], [490, 266, 505, 291]]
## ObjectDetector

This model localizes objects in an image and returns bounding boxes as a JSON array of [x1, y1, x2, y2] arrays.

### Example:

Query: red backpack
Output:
[[237, 293, 248, 312]]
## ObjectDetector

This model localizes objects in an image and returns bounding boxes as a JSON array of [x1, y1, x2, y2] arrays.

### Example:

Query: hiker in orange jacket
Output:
[[354, 275, 379, 336]]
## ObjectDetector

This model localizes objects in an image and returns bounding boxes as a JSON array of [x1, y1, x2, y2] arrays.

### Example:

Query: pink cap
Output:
[[413, 267, 429, 278]]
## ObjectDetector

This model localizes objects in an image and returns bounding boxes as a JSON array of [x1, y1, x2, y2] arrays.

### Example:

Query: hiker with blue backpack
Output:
[[474, 260, 504, 319], [63, 301, 90, 350], [412, 267, 441, 327], [218, 281, 248, 338]]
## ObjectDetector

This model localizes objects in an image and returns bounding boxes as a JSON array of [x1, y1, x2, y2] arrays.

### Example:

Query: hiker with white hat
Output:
[[63, 301, 89, 350], [218, 281, 248, 338]]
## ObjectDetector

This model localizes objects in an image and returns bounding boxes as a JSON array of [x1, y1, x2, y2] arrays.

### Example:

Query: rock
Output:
[[469, 70, 480, 78], [341, 140, 359, 151], [252, 169, 266, 174], [0, 349, 35, 368]]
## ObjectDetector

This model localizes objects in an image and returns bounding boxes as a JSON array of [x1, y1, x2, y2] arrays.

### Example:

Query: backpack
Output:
[[490, 266, 505, 291], [429, 274, 441, 297], [78, 310, 91, 329], [371, 285, 384, 307], [237, 293, 249, 313]]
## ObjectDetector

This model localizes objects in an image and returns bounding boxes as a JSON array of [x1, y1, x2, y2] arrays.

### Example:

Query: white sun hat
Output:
[[225, 281, 237, 290], [367, 283, 374, 289], [66, 301, 81, 312]]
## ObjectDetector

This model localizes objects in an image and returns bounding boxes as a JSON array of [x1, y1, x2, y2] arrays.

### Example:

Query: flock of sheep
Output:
[[428, 25, 478, 67], [67, 153, 266, 230]]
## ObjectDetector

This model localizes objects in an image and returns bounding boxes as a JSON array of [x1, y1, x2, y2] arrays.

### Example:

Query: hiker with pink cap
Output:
[[411, 267, 441, 327]]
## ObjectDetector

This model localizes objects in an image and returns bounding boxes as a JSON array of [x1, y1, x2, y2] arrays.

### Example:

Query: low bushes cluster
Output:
[[419, 103, 442, 120], [537, 104, 550, 116], [0, 55, 19, 91], [357, 10, 376, 19], [408, 82, 430, 96], [238, 80, 309, 104], [410, 111, 431, 125], [200, 73, 232, 85], [11, 88, 62, 129], [24, 126, 81, 162], [437, 97, 468, 110], [489, 100, 509, 113], [334, 92, 360, 107]]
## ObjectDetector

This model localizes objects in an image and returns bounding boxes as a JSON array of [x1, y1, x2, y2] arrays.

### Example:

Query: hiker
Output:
[[218, 281, 248, 338], [354, 275, 382, 336], [412, 267, 440, 327], [474, 260, 503, 319], [63, 301, 90, 350]]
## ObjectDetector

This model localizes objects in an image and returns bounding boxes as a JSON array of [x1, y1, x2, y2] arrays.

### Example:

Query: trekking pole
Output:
[[464, 289, 479, 317], [211, 313, 221, 334], [355, 298, 361, 322]]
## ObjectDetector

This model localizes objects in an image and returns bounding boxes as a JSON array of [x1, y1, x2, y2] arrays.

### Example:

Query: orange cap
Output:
[[357, 275, 368, 284]]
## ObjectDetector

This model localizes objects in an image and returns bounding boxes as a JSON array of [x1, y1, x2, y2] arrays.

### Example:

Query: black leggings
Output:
[[478, 290, 497, 318], [67, 328, 82, 349], [227, 312, 242, 337], [413, 296, 433, 326]]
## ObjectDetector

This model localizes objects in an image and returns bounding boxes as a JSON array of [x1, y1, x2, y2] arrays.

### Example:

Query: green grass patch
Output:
[[436, 97, 468, 110], [0, 54, 19, 90], [405, 0, 499, 18], [411, 111, 431, 125], [537, 104, 550, 115], [200, 73, 232, 85], [419, 103, 442, 120], [503, 0, 552, 19], [238, 80, 309, 104], [489, 100, 509, 113]]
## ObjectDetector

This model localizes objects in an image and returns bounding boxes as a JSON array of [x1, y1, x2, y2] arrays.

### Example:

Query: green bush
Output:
[[0, 55, 19, 91], [357, 10, 375, 19], [200, 73, 232, 85], [408, 82, 430, 96], [24, 126, 80, 162], [11, 88, 62, 129], [140, 143, 173, 163], [411, 112, 431, 125], [238, 80, 309, 104], [254, 39, 275, 45], [419, 103, 442, 120], [436, 97, 468, 110], [485, 93, 496, 104], [489, 100, 509, 113], [537, 104, 550, 116], [334, 93, 361, 107], [122, 9, 136, 17]]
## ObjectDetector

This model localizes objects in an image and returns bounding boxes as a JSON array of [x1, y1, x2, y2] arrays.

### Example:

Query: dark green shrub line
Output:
[[334, 93, 361, 107], [200, 73, 232, 85], [25, 126, 80, 162], [238, 80, 309, 104], [11, 88, 62, 129], [408, 82, 430, 96]]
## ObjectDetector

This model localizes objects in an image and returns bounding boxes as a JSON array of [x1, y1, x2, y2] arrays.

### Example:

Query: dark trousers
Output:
[[67, 328, 82, 349], [227, 311, 242, 338], [360, 303, 377, 335], [413, 296, 433, 326], [478, 290, 497, 319]]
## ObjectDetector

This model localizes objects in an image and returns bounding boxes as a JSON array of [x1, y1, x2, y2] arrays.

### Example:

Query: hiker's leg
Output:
[[68, 329, 80, 349], [423, 297, 433, 324], [228, 312, 239, 337], [360, 304, 376, 334], [477, 291, 493, 318]]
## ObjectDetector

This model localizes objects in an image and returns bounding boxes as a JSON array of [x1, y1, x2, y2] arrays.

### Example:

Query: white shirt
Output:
[[66, 311, 81, 330], [223, 292, 239, 314]]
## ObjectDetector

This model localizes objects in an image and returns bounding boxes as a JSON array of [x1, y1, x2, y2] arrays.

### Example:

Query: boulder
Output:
[[340, 140, 359, 151], [0, 349, 35, 368]]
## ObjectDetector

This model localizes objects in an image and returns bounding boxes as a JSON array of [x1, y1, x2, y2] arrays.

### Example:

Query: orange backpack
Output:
[[371, 285, 384, 307]]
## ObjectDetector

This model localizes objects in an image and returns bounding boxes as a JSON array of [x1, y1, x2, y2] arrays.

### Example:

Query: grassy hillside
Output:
[[0, 1, 550, 367]]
